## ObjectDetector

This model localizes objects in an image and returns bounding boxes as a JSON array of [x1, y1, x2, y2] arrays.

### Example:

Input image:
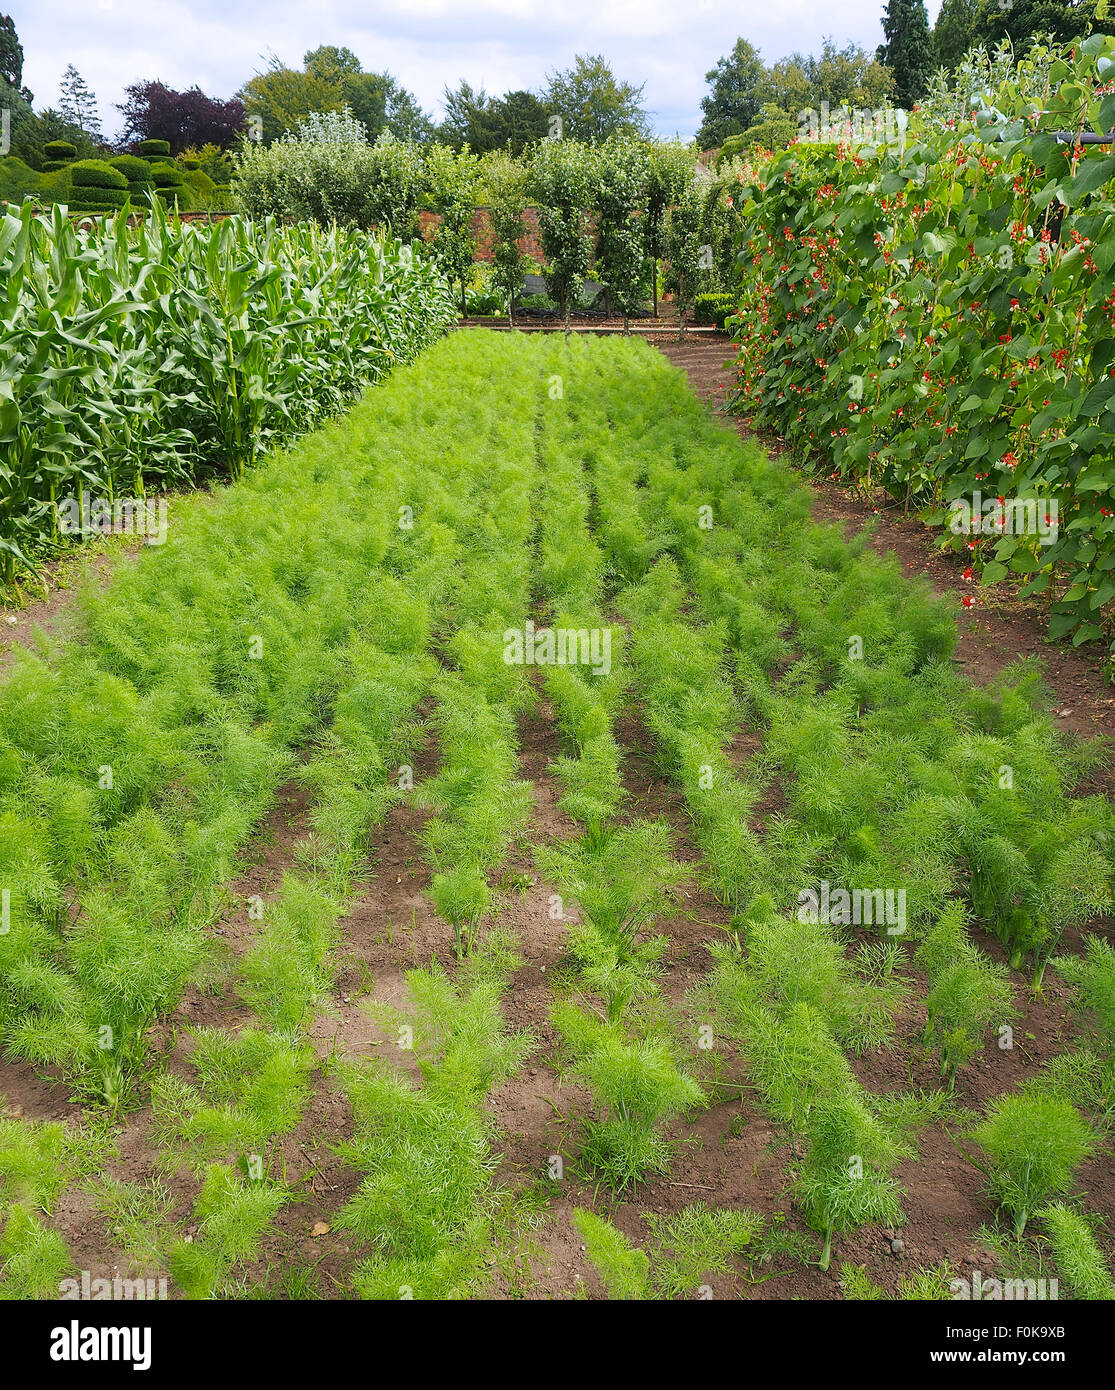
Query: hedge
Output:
[[151, 164, 185, 189], [138, 138, 172, 159], [109, 155, 155, 184], [695, 292, 736, 329], [69, 187, 130, 209], [70, 160, 129, 191], [43, 141, 77, 162]]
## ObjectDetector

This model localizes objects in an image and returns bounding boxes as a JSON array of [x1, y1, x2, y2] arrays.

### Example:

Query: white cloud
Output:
[[12, 0, 945, 142]]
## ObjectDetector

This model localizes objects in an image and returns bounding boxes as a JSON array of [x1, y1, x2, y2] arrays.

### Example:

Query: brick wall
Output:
[[418, 205, 547, 265]]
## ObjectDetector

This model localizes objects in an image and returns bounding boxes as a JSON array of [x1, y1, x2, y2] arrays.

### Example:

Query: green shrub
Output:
[[971, 1094, 1095, 1235], [0, 157, 43, 203], [572, 1207, 649, 1299], [150, 163, 185, 189], [41, 160, 71, 174], [43, 141, 77, 162], [138, 138, 172, 159], [68, 188, 130, 210], [232, 111, 424, 234], [694, 292, 735, 328], [1039, 1202, 1115, 1300], [69, 159, 128, 191], [108, 155, 154, 185], [553, 1002, 705, 1189]]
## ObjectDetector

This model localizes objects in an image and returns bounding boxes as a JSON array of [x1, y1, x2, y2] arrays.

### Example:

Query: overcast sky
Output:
[[11, 0, 945, 141]]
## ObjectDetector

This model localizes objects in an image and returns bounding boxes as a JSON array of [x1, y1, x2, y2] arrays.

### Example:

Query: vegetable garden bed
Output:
[[1, 331, 1113, 1306]]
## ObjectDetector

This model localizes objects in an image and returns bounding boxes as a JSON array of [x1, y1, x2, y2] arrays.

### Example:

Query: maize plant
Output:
[[0, 199, 454, 583]]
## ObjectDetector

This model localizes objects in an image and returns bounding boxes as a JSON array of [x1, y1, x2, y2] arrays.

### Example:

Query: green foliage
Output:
[[878, 0, 936, 106], [167, 1164, 286, 1298], [529, 138, 598, 329], [152, 1030, 315, 1171], [440, 83, 549, 155], [149, 162, 185, 189], [1039, 1201, 1115, 1300], [0, 1204, 72, 1298], [42, 140, 76, 162], [242, 49, 430, 147], [594, 137, 651, 325], [0, 1116, 70, 1212], [69, 159, 128, 191], [574, 1202, 766, 1300], [553, 1002, 705, 1189], [795, 1092, 907, 1270], [1053, 935, 1115, 1061], [421, 143, 482, 315], [572, 1207, 650, 1298], [697, 38, 768, 149], [971, 1093, 1095, 1234], [232, 109, 426, 233], [138, 139, 172, 158], [645, 1204, 765, 1297], [543, 54, 650, 143], [537, 820, 686, 960], [643, 141, 697, 311], [336, 950, 530, 1299], [729, 34, 1115, 659], [917, 902, 1015, 1082], [108, 154, 155, 186], [70, 188, 131, 211], [0, 331, 500, 1102], [699, 36, 895, 155], [840, 1262, 887, 1299], [695, 292, 736, 327], [661, 179, 706, 334], [482, 152, 529, 319], [0, 198, 453, 577]]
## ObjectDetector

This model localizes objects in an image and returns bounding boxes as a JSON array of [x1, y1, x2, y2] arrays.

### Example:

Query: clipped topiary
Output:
[[154, 187, 190, 208], [41, 159, 71, 173], [68, 187, 130, 210], [108, 155, 154, 185], [43, 140, 77, 162], [138, 138, 172, 160], [150, 163, 185, 189], [69, 159, 129, 191]]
